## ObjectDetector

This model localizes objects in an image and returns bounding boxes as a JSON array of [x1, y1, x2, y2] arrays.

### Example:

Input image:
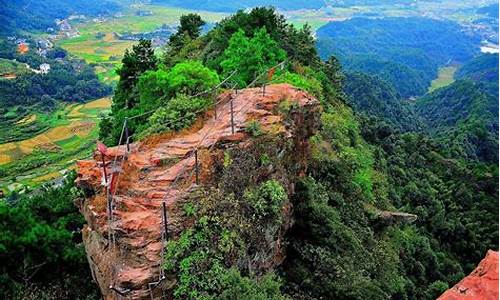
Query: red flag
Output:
[[267, 67, 276, 81], [96, 141, 108, 155]]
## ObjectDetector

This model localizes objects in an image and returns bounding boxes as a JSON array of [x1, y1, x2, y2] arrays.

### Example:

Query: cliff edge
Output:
[[76, 84, 321, 299], [438, 250, 498, 300]]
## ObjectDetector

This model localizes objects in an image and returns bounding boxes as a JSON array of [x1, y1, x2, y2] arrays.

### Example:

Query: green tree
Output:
[[165, 60, 219, 97], [0, 173, 99, 299], [100, 39, 157, 145], [114, 39, 157, 110], [221, 28, 286, 87], [169, 14, 206, 50]]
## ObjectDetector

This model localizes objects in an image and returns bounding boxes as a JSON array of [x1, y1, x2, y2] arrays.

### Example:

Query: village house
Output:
[[39, 63, 51, 75]]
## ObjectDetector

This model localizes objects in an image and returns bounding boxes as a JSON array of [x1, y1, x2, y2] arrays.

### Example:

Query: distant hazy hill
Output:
[[151, 0, 325, 11], [331, 0, 414, 6], [455, 53, 499, 96], [0, 0, 120, 36], [317, 17, 481, 98], [477, 3, 499, 19]]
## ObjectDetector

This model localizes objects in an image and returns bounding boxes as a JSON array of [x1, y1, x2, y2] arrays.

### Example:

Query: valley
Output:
[[0, 97, 111, 193], [56, 5, 226, 84], [0, 1, 497, 300]]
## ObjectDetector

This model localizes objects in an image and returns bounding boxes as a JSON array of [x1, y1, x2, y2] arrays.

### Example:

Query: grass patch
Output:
[[428, 66, 457, 92]]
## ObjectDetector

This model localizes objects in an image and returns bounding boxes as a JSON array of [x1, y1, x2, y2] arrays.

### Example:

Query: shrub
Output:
[[140, 95, 211, 136]]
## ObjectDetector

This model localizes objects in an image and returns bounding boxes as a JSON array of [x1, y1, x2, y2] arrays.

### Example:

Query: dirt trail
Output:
[[77, 84, 318, 299]]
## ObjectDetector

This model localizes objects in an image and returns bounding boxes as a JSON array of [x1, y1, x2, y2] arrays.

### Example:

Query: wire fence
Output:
[[97, 61, 287, 299]]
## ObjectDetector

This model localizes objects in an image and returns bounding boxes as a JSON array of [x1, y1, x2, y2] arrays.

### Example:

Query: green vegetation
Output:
[[0, 4, 497, 300], [152, 0, 325, 12], [221, 28, 286, 87], [415, 80, 498, 162], [316, 17, 480, 97], [455, 53, 499, 96], [0, 97, 110, 193], [98, 8, 497, 300], [0, 0, 119, 36], [0, 172, 99, 299], [56, 5, 226, 84], [164, 180, 288, 299], [0, 58, 29, 76], [343, 72, 422, 132]]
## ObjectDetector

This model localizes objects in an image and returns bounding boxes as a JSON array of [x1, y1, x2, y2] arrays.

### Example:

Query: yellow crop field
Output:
[[32, 171, 62, 183], [0, 153, 11, 164], [16, 114, 37, 124], [83, 97, 111, 109], [0, 97, 110, 166], [68, 97, 111, 118], [0, 120, 94, 158]]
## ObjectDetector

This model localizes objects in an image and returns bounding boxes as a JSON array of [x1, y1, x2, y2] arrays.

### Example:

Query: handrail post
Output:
[[101, 155, 108, 186], [214, 93, 217, 120], [194, 149, 199, 185], [162, 202, 168, 239], [230, 98, 235, 134], [124, 118, 130, 152]]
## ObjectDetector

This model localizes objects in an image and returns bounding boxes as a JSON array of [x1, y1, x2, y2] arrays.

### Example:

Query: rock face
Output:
[[438, 250, 498, 300], [76, 84, 321, 299]]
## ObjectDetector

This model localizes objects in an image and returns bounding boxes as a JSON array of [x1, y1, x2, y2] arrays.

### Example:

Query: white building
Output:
[[39, 63, 51, 75]]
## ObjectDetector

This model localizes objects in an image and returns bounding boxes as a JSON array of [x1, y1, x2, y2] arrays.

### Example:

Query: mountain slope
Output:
[[343, 72, 421, 132], [415, 80, 498, 162], [0, 0, 120, 36], [77, 84, 320, 298], [317, 17, 481, 97], [455, 53, 499, 97]]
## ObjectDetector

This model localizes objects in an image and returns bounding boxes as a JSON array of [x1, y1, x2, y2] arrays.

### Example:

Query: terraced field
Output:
[[0, 97, 111, 193]]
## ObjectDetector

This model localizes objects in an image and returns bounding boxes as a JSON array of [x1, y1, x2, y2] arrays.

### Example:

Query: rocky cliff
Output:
[[76, 84, 321, 299], [438, 250, 498, 300]]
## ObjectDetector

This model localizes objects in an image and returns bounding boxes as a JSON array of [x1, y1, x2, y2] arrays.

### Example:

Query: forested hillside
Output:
[[317, 17, 481, 97], [0, 0, 120, 36], [455, 53, 499, 96], [343, 72, 422, 132], [415, 80, 498, 162], [0, 7, 497, 300], [414, 53, 499, 162]]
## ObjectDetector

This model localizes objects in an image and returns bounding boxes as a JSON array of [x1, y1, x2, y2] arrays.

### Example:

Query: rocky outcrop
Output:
[[438, 250, 498, 300], [76, 84, 321, 299]]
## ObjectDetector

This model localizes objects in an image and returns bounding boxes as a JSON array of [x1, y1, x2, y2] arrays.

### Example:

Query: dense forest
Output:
[[316, 17, 481, 97], [0, 173, 99, 299], [343, 72, 422, 132], [0, 0, 120, 36], [0, 7, 497, 300]]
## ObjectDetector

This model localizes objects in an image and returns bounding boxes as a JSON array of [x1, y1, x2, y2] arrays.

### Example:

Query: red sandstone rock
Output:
[[438, 250, 498, 300], [76, 84, 320, 299]]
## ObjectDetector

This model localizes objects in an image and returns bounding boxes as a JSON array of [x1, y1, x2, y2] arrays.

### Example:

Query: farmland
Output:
[[0, 97, 111, 193], [57, 5, 226, 84]]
